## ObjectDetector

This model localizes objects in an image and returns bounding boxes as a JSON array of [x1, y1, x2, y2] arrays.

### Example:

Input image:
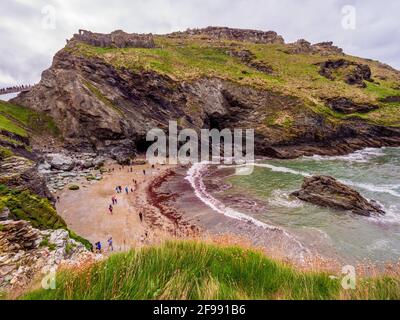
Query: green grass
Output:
[[68, 185, 80, 191], [0, 146, 14, 159], [19, 240, 400, 300], [22, 241, 341, 300], [0, 184, 91, 250], [0, 113, 27, 137], [0, 100, 60, 137]]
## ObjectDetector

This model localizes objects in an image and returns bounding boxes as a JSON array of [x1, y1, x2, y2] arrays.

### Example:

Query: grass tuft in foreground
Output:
[[21, 241, 400, 300]]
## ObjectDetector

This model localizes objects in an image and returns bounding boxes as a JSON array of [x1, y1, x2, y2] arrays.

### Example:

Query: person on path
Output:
[[107, 237, 114, 252], [143, 169, 146, 175], [109, 204, 113, 215], [139, 212, 143, 223], [115, 186, 119, 194], [125, 186, 129, 194]]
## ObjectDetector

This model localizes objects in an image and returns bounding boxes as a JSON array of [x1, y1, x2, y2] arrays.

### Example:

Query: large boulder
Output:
[[292, 176, 385, 216]]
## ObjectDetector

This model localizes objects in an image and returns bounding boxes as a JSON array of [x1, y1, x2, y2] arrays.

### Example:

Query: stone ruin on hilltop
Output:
[[70, 29, 156, 48], [287, 39, 344, 56], [167, 26, 285, 44]]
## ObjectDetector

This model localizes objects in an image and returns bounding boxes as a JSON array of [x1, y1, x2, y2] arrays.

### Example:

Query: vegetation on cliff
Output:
[[22, 241, 400, 300], [0, 100, 59, 138], [0, 184, 91, 250], [68, 35, 400, 127]]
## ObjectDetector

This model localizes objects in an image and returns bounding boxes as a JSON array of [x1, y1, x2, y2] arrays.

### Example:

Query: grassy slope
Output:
[[0, 184, 92, 250], [68, 36, 400, 127], [22, 241, 400, 300], [0, 100, 60, 139]]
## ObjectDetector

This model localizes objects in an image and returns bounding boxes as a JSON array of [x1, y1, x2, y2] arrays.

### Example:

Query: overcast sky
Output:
[[1, 0, 399, 92]]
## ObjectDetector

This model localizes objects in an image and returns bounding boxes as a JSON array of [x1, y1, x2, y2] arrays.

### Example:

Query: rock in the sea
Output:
[[292, 175, 385, 216]]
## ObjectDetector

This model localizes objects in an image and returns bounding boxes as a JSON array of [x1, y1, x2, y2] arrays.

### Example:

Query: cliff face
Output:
[[12, 27, 400, 158]]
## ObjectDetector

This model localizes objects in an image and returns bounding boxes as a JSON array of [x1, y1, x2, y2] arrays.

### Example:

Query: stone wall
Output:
[[168, 26, 285, 44], [71, 29, 156, 48]]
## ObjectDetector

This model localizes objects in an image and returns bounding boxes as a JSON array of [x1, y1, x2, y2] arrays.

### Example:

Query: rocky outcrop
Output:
[[326, 98, 379, 114], [0, 220, 99, 293], [226, 49, 273, 74], [380, 96, 400, 103], [317, 59, 372, 87], [38, 152, 105, 193], [292, 176, 385, 216], [70, 29, 156, 48], [287, 40, 344, 55], [0, 156, 53, 201], [12, 29, 400, 160], [168, 26, 285, 44]]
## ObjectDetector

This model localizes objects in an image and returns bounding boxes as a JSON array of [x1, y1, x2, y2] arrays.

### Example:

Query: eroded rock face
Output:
[[326, 98, 379, 114], [292, 176, 385, 216], [0, 156, 53, 201], [12, 35, 400, 159], [0, 220, 99, 293]]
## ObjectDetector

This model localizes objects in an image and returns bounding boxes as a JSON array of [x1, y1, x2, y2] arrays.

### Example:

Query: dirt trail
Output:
[[55, 162, 181, 252]]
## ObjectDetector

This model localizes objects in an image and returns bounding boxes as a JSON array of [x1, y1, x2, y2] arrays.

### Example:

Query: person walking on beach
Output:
[[109, 204, 113, 215], [139, 212, 143, 223], [107, 237, 114, 252], [95, 242, 102, 253]]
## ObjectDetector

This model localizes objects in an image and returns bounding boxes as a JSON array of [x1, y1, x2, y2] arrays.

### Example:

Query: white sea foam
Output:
[[269, 190, 304, 208], [185, 162, 309, 255], [303, 147, 385, 163]]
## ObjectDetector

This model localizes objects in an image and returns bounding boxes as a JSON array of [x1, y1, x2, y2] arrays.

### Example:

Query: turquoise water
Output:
[[223, 147, 400, 263]]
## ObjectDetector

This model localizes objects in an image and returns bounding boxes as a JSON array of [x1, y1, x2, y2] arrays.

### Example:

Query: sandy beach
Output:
[[55, 161, 198, 252]]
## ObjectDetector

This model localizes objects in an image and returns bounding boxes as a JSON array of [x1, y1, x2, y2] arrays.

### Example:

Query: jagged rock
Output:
[[0, 220, 100, 293], [47, 153, 76, 171], [326, 98, 379, 114], [287, 40, 344, 55], [0, 156, 53, 202], [292, 176, 385, 216], [317, 59, 372, 87]]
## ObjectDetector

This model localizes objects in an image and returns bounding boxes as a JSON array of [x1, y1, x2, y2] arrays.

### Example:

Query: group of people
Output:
[[95, 237, 113, 253]]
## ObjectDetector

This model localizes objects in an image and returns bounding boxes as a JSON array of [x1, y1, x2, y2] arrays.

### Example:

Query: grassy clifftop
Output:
[[23, 241, 400, 300], [68, 35, 400, 127]]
